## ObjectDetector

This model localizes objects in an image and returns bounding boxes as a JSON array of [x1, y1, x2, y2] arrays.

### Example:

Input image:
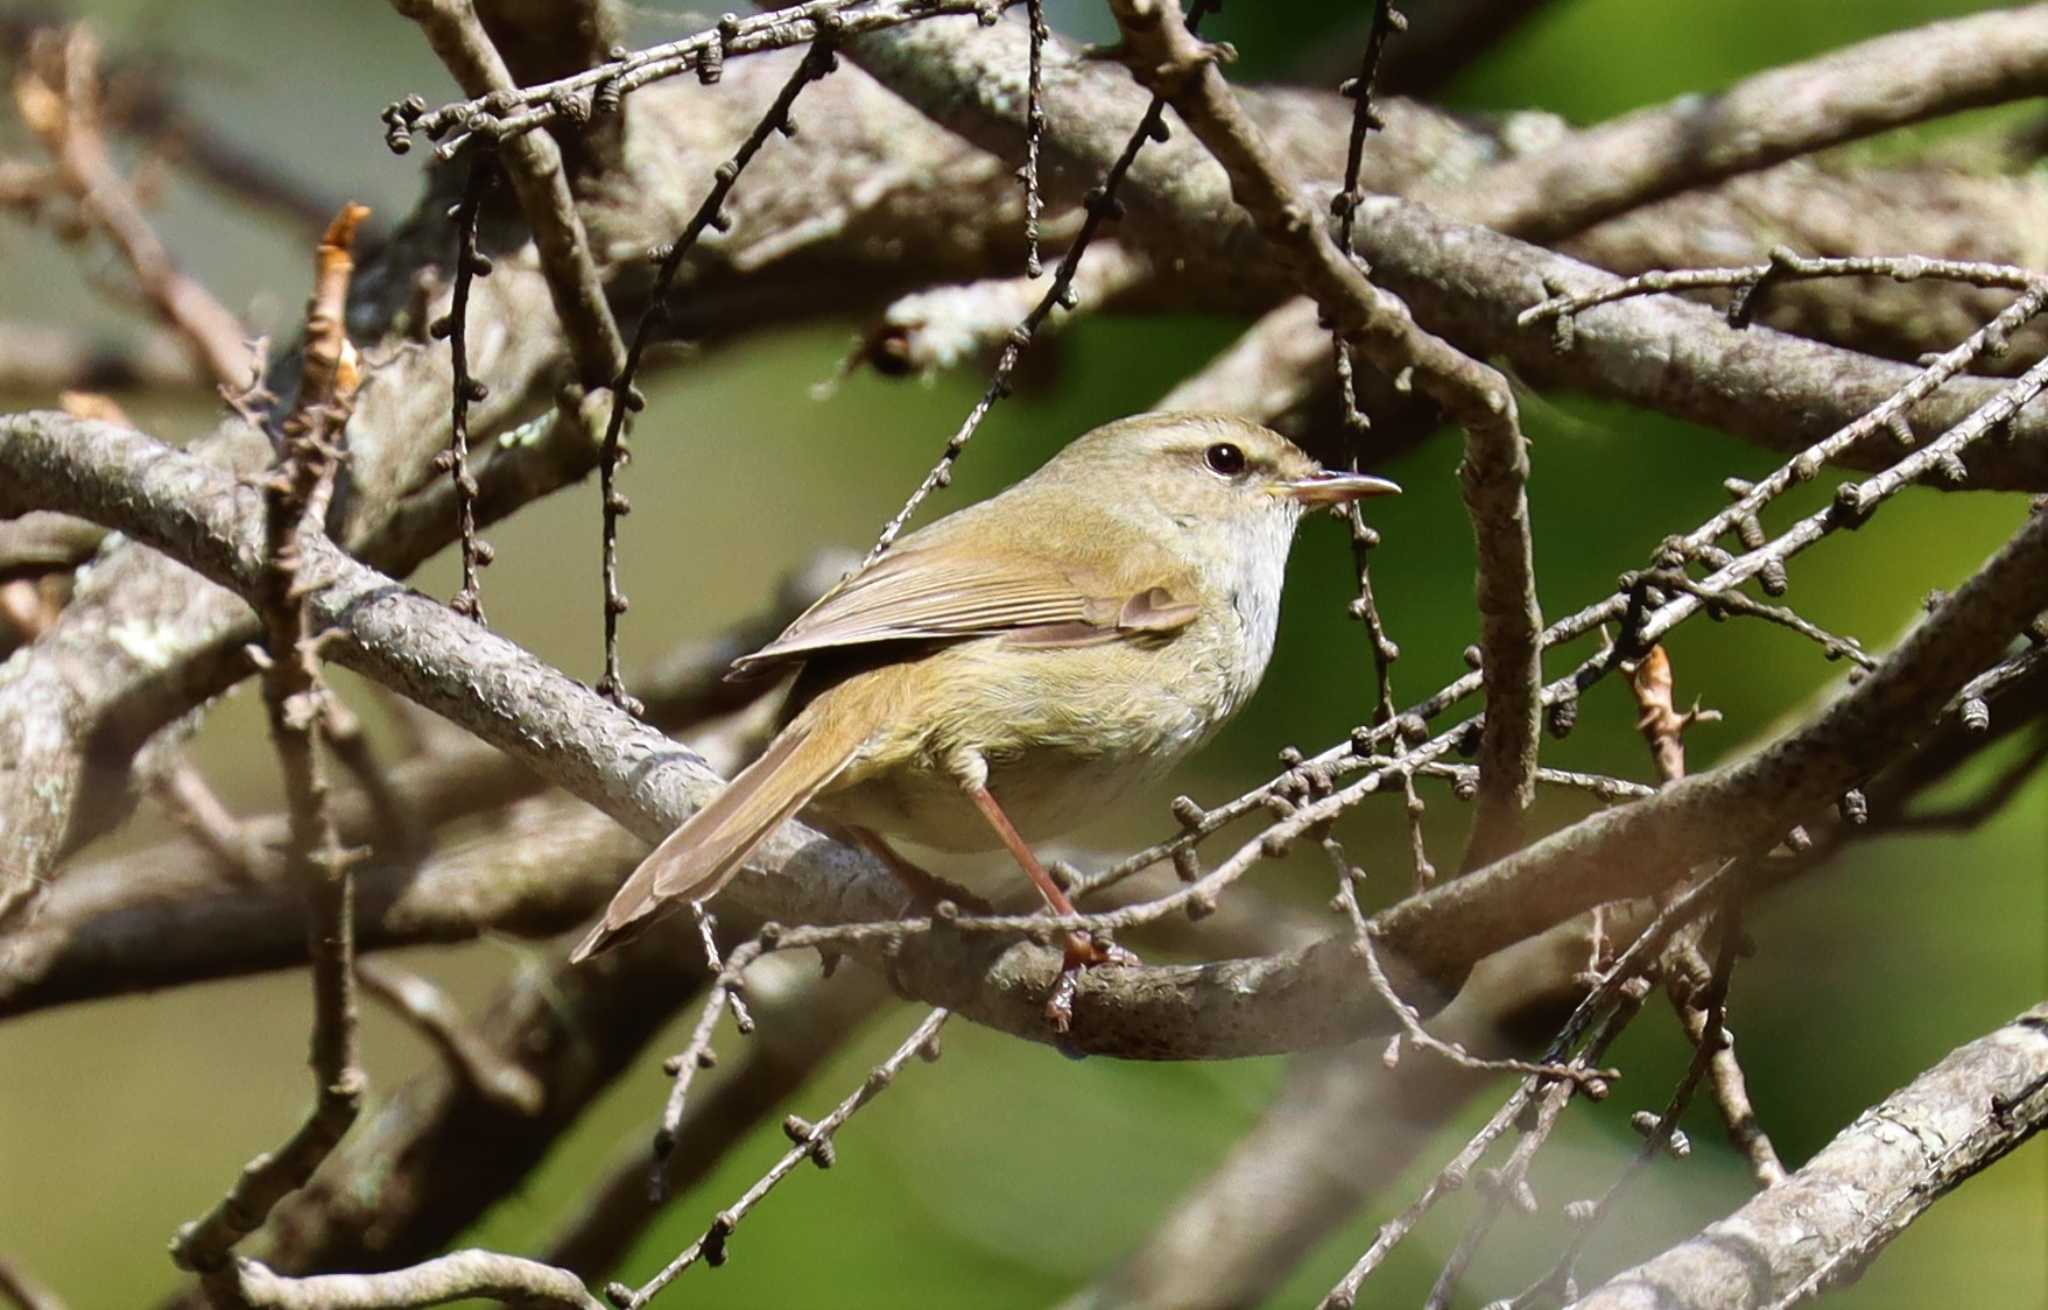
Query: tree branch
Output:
[[1436, 3, 2048, 243], [226, 1251, 602, 1310], [1568, 1004, 2048, 1310], [847, 15, 2048, 488]]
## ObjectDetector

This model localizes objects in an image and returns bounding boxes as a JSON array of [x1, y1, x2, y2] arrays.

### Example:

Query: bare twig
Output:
[[855, 240, 1152, 377], [1520, 250, 2045, 329], [1328, 832, 1609, 1089], [145, 754, 259, 879], [390, 0, 1022, 155], [544, 963, 889, 1281], [11, 27, 252, 389], [0, 1255, 66, 1310], [355, 958, 546, 1116], [1447, 5, 2048, 242], [616, 1007, 951, 1308], [436, 159, 494, 622], [591, 37, 840, 707], [1620, 643, 1785, 1197], [168, 203, 370, 1286], [1670, 953, 1788, 1190], [1507, 900, 1750, 1308], [1320, 982, 1644, 1310], [1021, 0, 1046, 276]]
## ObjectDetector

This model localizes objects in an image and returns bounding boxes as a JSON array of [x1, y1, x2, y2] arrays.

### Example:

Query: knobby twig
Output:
[[1520, 249, 2045, 331], [169, 202, 371, 1284], [591, 37, 841, 709], [1623, 644, 1786, 1193], [1326, 830, 1610, 1090], [386, 0, 1024, 157], [1505, 898, 1751, 1308], [1021, 0, 1046, 276], [543, 964, 890, 1281], [1321, 979, 1645, 1310], [1326, 1, 1415, 887], [433, 159, 495, 622], [615, 1007, 951, 1309]]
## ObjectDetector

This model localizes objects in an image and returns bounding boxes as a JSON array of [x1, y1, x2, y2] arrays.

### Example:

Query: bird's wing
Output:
[[729, 537, 1199, 678]]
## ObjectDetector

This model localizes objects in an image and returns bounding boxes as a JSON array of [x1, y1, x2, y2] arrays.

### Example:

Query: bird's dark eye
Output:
[[1204, 442, 1247, 476]]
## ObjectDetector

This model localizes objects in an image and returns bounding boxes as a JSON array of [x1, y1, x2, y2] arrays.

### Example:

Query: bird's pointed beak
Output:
[[1272, 469, 1402, 506]]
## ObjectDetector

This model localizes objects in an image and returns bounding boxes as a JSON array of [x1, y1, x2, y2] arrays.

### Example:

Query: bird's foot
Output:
[[1044, 930, 1141, 1033]]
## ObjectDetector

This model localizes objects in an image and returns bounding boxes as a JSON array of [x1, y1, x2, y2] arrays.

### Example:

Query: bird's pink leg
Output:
[[966, 783, 1135, 1032]]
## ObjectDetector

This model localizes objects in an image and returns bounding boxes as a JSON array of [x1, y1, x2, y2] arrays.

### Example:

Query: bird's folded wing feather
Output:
[[729, 540, 1198, 677]]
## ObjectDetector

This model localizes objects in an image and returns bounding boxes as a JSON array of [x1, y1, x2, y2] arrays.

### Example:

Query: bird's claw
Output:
[[1043, 930, 1141, 1033]]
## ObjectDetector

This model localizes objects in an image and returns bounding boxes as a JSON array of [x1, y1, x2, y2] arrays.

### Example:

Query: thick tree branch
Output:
[[847, 16, 2048, 488], [226, 1251, 602, 1310], [1433, 4, 2048, 243], [1568, 1004, 2048, 1310]]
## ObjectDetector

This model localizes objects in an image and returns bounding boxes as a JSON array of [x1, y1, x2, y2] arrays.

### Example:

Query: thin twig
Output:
[[145, 753, 259, 879], [168, 204, 370, 1285], [1022, 0, 1046, 277], [617, 1007, 951, 1309], [1641, 569, 1873, 669], [1670, 941, 1788, 1190], [12, 27, 252, 389], [592, 38, 840, 709], [653, 934, 767, 1185], [387, 0, 1023, 157], [0, 1254, 66, 1310], [1319, 985, 1643, 1310], [435, 159, 493, 622], [1506, 899, 1750, 1308], [1519, 249, 2045, 330], [1326, 831, 1611, 1089], [389, 0, 626, 390], [1622, 641, 1786, 1197], [356, 958, 545, 1116]]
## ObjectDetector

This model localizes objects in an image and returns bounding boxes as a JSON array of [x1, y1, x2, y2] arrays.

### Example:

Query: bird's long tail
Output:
[[570, 712, 863, 963]]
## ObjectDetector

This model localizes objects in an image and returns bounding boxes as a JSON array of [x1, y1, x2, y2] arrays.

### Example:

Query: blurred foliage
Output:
[[0, 2, 2041, 1307]]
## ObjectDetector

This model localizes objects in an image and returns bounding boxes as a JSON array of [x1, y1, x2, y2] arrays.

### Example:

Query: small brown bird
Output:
[[571, 411, 1398, 1026]]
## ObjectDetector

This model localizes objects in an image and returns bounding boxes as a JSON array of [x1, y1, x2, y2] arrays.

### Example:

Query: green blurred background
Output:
[[1, 1, 2042, 1305]]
